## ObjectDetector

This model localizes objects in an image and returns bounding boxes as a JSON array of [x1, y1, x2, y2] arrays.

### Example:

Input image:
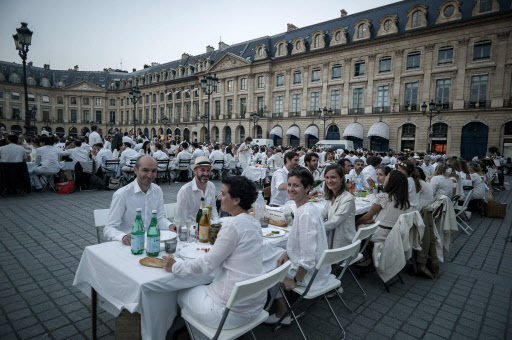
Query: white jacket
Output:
[[429, 195, 457, 262]]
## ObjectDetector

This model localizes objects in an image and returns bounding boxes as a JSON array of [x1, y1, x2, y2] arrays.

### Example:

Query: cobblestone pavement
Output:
[[1, 179, 511, 340]]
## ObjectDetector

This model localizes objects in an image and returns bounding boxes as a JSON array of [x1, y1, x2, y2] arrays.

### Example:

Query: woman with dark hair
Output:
[[321, 164, 356, 248], [265, 167, 333, 325], [398, 160, 421, 211], [367, 166, 391, 192], [356, 170, 410, 242], [430, 163, 457, 198], [139, 141, 153, 156], [163, 176, 264, 330]]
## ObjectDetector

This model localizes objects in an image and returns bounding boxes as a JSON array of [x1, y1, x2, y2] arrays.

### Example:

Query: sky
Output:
[[0, 0, 401, 73]]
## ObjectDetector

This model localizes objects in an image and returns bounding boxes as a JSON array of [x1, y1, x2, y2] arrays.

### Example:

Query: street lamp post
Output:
[[249, 112, 264, 138], [317, 107, 333, 139], [13, 22, 34, 135], [421, 100, 442, 154], [161, 116, 170, 140], [200, 74, 219, 144], [129, 87, 142, 137], [109, 120, 115, 136]]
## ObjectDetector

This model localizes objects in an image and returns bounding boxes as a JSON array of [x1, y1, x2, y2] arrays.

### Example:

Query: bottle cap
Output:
[[202, 208, 209, 213], [152, 210, 157, 214], [136, 208, 142, 212], [258, 191, 262, 194]]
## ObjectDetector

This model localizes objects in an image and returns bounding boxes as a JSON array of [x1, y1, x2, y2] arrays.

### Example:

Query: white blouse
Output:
[[172, 213, 265, 318], [417, 180, 434, 211], [470, 173, 486, 200], [322, 191, 356, 249], [430, 175, 456, 199], [408, 177, 420, 210], [287, 203, 332, 291]]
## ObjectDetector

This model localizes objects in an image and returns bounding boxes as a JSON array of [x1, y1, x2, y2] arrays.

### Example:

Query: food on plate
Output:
[[265, 231, 281, 237], [269, 219, 287, 227], [139, 257, 163, 268]]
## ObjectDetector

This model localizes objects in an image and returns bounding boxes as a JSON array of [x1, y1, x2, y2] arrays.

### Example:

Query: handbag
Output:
[[485, 191, 494, 202], [55, 180, 74, 195], [485, 201, 507, 219], [109, 176, 123, 190]]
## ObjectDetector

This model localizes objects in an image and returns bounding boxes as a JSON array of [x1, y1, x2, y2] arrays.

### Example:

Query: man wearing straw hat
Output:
[[171, 156, 219, 230]]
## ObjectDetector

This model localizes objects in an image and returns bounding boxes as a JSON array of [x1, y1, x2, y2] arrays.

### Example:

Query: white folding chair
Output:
[[212, 160, 224, 179], [182, 261, 292, 340], [164, 203, 177, 220], [454, 189, 473, 235], [274, 240, 361, 340], [339, 221, 380, 312], [93, 209, 110, 244]]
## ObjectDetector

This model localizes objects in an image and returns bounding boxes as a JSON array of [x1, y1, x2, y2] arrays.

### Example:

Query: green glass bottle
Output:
[[131, 208, 145, 255], [146, 210, 160, 257], [196, 197, 205, 224]]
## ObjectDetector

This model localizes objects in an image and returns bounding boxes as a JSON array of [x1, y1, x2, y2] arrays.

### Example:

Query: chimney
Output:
[[182, 52, 190, 60], [340, 9, 348, 17], [27, 61, 33, 67], [206, 45, 214, 53], [151, 62, 160, 67], [143, 64, 150, 69], [43, 64, 50, 70], [218, 41, 229, 51], [287, 23, 298, 32], [74, 65, 79, 71], [132, 68, 136, 72]]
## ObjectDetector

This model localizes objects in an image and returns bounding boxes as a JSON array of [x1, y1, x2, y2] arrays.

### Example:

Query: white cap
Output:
[[136, 208, 142, 212], [152, 210, 157, 214]]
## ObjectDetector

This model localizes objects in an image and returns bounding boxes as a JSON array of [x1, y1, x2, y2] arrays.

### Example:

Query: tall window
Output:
[[407, 52, 421, 70], [435, 79, 451, 105], [357, 24, 366, 39], [227, 80, 233, 92], [83, 97, 90, 105], [240, 98, 246, 115], [331, 65, 342, 79], [215, 101, 220, 116], [257, 76, 264, 88], [83, 110, 90, 123], [352, 88, 364, 109], [311, 68, 321, 82], [110, 111, 116, 123], [194, 103, 199, 117], [160, 93, 164, 102], [145, 95, 149, 104], [473, 41, 491, 61], [227, 100, 233, 116], [240, 78, 247, 90], [110, 99, 116, 106], [276, 74, 284, 87], [168, 106, 172, 120], [96, 98, 102, 106], [330, 89, 341, 111], [257, 97, 264, 114], [145, 109, 149, 122], [379, 57, 391, 73], [376, 85, 389, 108], [411, 10, 422, 28], [314, 35, 321, 48], [480, 0, 492, 12], [291, 93, 301, 113], [470, 74, 488, 104], [438, 47, 454, 65], [153, 108, 157, 122], [58, 109, 64, 122], [278, 43, 284, 56], [293, 71, 302, 84], [160, 107, 164, 120], [354, 61, 366, 76], [121, 98, 124, 106], [404, 82, 419, 108], [71, 109, 77, 122], [71, 97, 77, 105], [57, 97, 63, 104], [42, 96, 50, 104], [120, 111, 123, 124], [275, 95, 283, 113], [310, 92, 320, 112], [11, 92, 20, 100]]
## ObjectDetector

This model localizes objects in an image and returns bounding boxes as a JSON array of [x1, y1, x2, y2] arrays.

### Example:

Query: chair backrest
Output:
[[213, 159, 224, 164], [317, 240, 361, 269], [178, 159, 191, 170], [352, 221, 379, 243], [157, 159, 169, 169], [164, 203, 177, 219], [460, 190, 473, 210], [129, 159, 137, 166], [226, 261, 291, 309], [93, 209, 110, 243]]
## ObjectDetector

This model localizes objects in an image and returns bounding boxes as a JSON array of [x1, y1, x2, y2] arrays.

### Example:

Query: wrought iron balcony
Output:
[[504, 98, 512, 108], [349, 108, 364, 115], [464, 100, 490, 109], [399, 104, 419, 112], [331, 109, 341, 116], [289, 112, 301, 117], [306, 111, 319, 117], [372, 106, 390, 114], [272, 112, 283, 118]]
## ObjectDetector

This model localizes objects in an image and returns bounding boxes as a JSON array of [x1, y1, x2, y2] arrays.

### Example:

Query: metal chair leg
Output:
[[335, 289, 352, 312], [273, 288, 307, 340], [323, 295, 346, 340], [398, 273, 405, 284], [250, 330, 257, 340], [184, 320, 196, 340]]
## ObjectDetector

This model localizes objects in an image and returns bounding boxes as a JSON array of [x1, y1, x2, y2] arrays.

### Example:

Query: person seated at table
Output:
[[398, 160, 421, 211], [337, 158, 352, 176], [171, 156, 219, 230], [92, 143, 115, 175], [430, 163, 457, 199], [265, 167, 334, 324], [322, 164, 356, 249], [0, 135, 29, 162], [355, 170, 410, 264], [361, 156, 382, 190], [139, 141, 153, 156], [120, 142, 139, 178], [347, 158, 364, 182], [60, 140, 89, 165], [366, 166, 391, 193], [29, 136, 60, 190], [416, 167, 434, 211], [304, 152, 321, 181], [153, 143, 169, 161], [163, 176, 264, 330], [421, 156, 435, 179], [270, 151, 299, 206], [104, 155, 173, 243], [209, 144, 224, 167]]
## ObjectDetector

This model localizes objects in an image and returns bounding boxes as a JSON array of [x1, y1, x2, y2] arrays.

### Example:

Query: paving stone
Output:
[[50, 325, 80, 339]]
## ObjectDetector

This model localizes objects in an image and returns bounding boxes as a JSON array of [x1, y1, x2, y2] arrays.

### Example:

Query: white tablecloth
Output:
[[241, 165, 269, 182], [307, 196, 373, 215], [27, 161, 76, 173]]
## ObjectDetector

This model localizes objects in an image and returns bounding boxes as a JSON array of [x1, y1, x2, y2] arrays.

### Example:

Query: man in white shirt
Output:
[[347, 159, 364, 182], [89, 125, 102, 147], [60, 140, 90, 165], [421, 156, 435, 178], [389, 153, 397, 166], [338, 158, 353, 176], [172, 156, 219, 228], [30, 136, 60, 190], [153, 144, 169, 161], [191, 143, 205, 164], [382, 153, 390, 165], [361, 156, 381, 189], [169, 141, 178, 155], [134, 139, 144, 152], [81, 137, 92, 152], [238, 137, 252, 170], [104, 155, 173, 243], [304, 152, 321, 181], [209, 144, 224, 169], [93, 143, 115, 173], [0, 135, 29, 162], [345, 151, 357, 164], [120, 142, 140, 178], [122, 132, 135, 147], [270, 151, 299, 206], [103, 136, 112, 151]]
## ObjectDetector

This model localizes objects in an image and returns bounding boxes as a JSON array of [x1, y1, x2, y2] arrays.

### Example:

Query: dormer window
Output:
[[384, 20, 392, 31], [473, 0, 498, 16], [335, 31, 342, 41], [258, 47, 263, 56], [313, 35, 321, 48], [357, 24, 366, 39], [406, 5, 428, 30], [412, 10, 421, 27], [278, 43, 284, 56], [296, 41, 301, 50], [353, 20, 371, 40]]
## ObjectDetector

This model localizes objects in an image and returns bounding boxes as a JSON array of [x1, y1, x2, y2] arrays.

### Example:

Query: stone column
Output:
[[284, 69, 291, 116], [365, 54, 376, 113], [322, 62, 329, 110], [393, 50, 403, 109], [421, 44, 436, 105], [491, 31, 510, 107], [301, 66, 309, 114], [264, 72, 271, 113], [453, 38, 469, 110]]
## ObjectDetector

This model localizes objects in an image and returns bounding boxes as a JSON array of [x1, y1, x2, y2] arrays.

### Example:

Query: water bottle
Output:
[[355, 175, 363, 198], [146, 210, 160, 257], [131, 208, 145, 255], [189, 225, 197, 243], [254, 191, 266, 225]]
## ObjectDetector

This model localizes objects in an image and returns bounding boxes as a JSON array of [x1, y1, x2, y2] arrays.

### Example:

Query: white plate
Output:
[[160, 230, 177, 242], [179, 244, 213, 259], [262, 228, 285, 238]]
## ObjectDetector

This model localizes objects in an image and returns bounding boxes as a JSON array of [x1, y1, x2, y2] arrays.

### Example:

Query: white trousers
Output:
[[177, 285, 252, 331], [30, 167, 58, 189]]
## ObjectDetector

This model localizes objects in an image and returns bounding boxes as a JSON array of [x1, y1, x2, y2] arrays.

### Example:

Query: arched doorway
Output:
[[269, 125, 283, 146], [224, 126, 232, 144], [286, 125, 300, 147], [304, 125, 319, 148], [144, 128, 149, 138], [151, 128, 156, 137], [503, 121, 512, 158], [432, 122, 448, 153], [239, 126, 245, 143], [183, 128, 190, 142], [200, 127, 207, 143], [11, 125, 22, 135], [367, 122, 389, 152], [211, 126, 219, 143], [342, 123, 363, 149], [400, 123, 416, 152], [461, 121, 488, 160], [158, 128, 163, 136], [56, 127, 65, 137], [69, 127, 78, 137], [166, 128, 172, 136], [42, 126, 52, 134], [25, 126, 37, 136], [174, 128, 181, 142], [253, 125, 263, 139], [326, 125, 340, 140]]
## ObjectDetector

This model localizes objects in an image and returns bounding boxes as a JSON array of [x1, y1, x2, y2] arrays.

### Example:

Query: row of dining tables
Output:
[[73, 197, 374, 340]]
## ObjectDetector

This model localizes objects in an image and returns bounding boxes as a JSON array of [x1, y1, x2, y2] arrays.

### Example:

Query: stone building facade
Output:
[[1, 0, 512, 158]]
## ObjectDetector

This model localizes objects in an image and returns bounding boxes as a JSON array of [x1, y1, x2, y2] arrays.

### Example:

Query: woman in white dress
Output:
[[265, 167, 333, 325], [430, 163, 457, 198], [468, 162, 486, 200], [163, 176, 264, 329], [398, 160, 421, 211]]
